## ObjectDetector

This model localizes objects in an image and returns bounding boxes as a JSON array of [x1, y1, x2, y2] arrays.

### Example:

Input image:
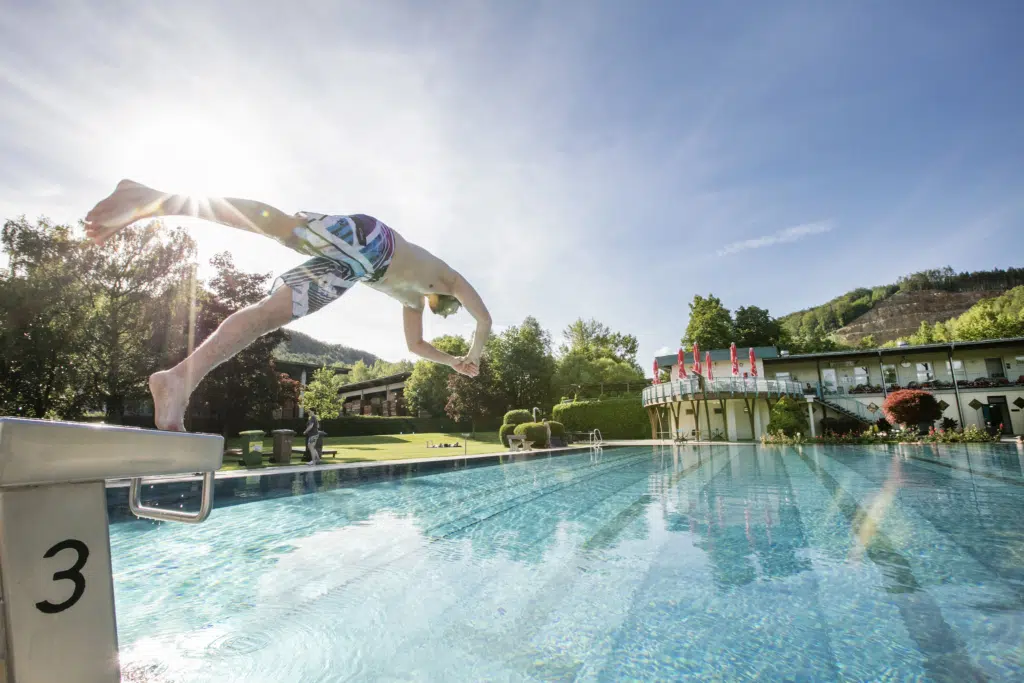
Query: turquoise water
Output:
[[110, 444, 1024, 682]]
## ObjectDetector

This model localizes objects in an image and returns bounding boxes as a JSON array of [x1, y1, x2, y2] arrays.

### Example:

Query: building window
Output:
[[882, 364, 898, 385], [947, 359, 965, 381], [854, 366, 869, 386], [985, 357, 1006, 379], [916, 362, 934, 383]]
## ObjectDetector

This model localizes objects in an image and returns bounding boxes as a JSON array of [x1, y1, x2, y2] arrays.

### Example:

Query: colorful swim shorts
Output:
[[272, 212, 395, 319]]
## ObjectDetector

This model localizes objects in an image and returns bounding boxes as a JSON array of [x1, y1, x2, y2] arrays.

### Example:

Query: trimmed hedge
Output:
[[551, 398, 649, 440], [499, 424, 517, 447], [514, 422, 549, 448], [503, 409, 532, 426], [102, 414, 476, 438], [547, 420, 565, 438]]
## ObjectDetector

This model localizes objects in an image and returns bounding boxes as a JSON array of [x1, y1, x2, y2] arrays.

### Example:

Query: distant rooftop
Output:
[[653, 337, 1024, 368], [766, 336, 1024, 362], [336, 371, 412, 394]]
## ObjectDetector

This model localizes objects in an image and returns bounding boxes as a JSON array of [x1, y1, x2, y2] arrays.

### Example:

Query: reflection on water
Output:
[[110, 443, 1024, 682]]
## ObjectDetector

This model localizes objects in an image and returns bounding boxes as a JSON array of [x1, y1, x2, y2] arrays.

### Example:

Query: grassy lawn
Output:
[[219, 432, 503, 471]]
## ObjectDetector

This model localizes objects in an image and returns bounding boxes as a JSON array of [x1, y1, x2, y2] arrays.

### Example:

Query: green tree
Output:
[[733, 306, 783, 347], [682, 294, 735, 350], [186, 253, 291, 434], [348, 358, 414, 383], [553, 354, 645, 395], [445, 356, 499, 432], [559, 318, 639, 366], [404, 335, 468, 416], [299, 366, 347, 418], [76, 221, 197, 422], [0, 217, 93, 418], [554, 317, 644, 395], [766, 396, 809, 436], [489, 316, 556, 411], [949, 286, 1024, 340]]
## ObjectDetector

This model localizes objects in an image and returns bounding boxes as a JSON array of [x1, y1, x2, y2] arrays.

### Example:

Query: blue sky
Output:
[[1, 0, 1022, 370]]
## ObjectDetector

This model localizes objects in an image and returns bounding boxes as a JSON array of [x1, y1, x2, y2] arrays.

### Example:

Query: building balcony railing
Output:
[[642, 377, 806, 407], [812, 371, 1024, 397]]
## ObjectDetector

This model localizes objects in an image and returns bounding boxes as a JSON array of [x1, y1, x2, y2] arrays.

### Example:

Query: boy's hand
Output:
[[452, 358, 479, 378]]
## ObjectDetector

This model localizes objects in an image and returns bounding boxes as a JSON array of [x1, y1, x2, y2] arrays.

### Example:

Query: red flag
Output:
[[692, 342, 701, 375], [677, 348, 687, 378], [653, 359, 660, 384], [705, 351, 714, 380], [749, 348, 758, 377], [731, 342, 739, 376]]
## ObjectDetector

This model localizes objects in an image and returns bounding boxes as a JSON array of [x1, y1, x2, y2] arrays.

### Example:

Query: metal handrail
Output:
[[641, 377, 806, 405], [591, 429, 603, 445], [129, 471, 216, 524], [817, 394, 877, 423]]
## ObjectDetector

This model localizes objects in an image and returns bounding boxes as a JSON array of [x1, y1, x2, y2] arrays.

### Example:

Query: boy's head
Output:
[[427, 294, 462, 318]]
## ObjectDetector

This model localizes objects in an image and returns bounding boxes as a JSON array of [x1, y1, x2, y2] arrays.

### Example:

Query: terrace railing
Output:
[[641, 377, 805, 407], [811, 372, 1024, 397], [816, 393, 878, 424]]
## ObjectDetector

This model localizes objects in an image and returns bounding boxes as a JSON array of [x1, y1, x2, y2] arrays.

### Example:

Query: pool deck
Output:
[[105, 437, 1024, 488]]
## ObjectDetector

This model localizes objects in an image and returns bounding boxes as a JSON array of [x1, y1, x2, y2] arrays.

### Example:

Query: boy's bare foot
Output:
[[149, 369, 189, 432], [84, 179, 166, 245]]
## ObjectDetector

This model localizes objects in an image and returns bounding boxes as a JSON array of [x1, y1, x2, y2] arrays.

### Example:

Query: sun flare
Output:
[[109, 106, 273, 198]]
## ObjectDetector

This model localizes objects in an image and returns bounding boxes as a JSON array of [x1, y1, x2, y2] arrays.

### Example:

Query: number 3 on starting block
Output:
[[0, 482, 120, 682]]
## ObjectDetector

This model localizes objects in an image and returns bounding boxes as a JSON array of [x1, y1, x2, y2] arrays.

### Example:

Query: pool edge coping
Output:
[[104, 443, 605, 488]]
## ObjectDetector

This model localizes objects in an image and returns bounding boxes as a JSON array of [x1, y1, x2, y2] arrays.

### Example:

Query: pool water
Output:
[[110, 444, 1024, 682]]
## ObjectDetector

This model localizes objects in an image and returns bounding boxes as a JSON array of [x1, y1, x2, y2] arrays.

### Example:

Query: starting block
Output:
[[0, 417, 223, 683]]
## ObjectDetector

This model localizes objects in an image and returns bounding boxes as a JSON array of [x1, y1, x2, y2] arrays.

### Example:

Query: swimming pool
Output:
[[110, 444, 1024, 681]]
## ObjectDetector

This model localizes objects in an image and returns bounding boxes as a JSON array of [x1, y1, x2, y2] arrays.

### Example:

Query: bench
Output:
[[507, 434, 533, 451]]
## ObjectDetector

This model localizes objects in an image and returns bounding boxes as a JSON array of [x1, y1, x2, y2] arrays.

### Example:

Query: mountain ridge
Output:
[[273, 330, 379, 367]]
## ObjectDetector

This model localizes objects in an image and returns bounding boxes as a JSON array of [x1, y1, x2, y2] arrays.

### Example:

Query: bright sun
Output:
[[109, 105, 274, 198]]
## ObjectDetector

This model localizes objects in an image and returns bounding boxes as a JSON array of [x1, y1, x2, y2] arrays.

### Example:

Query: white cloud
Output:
[[717, 220, 834, 256]]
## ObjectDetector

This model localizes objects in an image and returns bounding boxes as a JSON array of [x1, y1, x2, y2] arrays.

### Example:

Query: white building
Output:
[[643, 338, 1024, 440]]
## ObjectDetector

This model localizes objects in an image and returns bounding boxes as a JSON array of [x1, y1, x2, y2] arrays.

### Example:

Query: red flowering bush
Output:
[[882, 389, 943, 427]]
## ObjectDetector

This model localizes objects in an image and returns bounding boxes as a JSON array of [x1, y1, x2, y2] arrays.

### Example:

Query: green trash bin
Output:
[[238, 430, 266, 467]]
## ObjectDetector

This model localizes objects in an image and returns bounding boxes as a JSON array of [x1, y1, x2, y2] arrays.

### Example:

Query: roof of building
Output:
[[275, 358, 350, 373], [652, 336, 1024, 369], [655, 345, 779, 368], [764, 336, 1024, 363], [336, 371, 412, 394]]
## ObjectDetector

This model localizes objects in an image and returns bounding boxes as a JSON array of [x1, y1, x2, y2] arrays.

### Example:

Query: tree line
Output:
[[301, 316, 649, 430], [1, 216, 298, 434]]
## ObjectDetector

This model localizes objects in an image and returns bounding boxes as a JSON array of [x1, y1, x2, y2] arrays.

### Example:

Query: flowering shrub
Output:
[[761, 430, 808, 445], [761, 423, 996, 446], [882, 389, 943, 427], [922, 424, 999, 443]]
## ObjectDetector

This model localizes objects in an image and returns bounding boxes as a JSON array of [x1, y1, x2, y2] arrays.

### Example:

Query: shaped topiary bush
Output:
[[499, 423, 517, 447], [546, 421, 566, 438], [513, 422, 550, 448], [503, 409, 532, 427]]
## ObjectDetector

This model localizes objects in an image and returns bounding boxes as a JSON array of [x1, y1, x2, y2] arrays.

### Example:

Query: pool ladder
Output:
[[590, 429, 604, 447]]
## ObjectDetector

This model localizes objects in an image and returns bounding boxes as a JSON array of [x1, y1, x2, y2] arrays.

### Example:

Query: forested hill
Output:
[[273, 330, 378, 367], [779, 266, 1024, 346]]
